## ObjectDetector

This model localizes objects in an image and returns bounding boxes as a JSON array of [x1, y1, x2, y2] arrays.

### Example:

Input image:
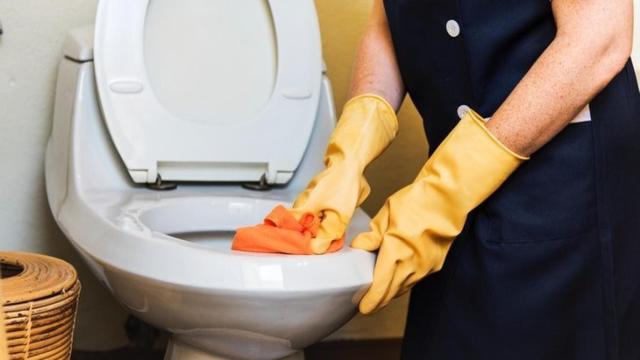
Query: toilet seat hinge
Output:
[[242, 174, 272, 191], [146, 175, 177, 191]]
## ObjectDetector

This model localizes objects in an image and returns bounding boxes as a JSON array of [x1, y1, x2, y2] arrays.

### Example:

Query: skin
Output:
[[349, 0, 405, 110], [350, 0, 634, 157]]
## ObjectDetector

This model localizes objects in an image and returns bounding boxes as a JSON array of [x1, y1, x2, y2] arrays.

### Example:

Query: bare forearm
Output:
[[349, 0, 405, 110], [486, 0, 633, 156]]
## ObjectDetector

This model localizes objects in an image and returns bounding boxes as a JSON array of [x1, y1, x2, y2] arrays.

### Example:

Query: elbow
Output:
[[598, 33, 632, 78], [552, 0, 634, 89], [589, 29, 633, 87], [557, 25, 633, 89]]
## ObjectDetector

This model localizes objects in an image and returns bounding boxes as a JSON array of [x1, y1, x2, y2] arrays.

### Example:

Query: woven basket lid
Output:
[[0, 252, 77, 305]]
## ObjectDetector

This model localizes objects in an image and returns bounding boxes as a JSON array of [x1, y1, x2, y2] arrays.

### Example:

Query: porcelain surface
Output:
[[46, 29, 375, 359]]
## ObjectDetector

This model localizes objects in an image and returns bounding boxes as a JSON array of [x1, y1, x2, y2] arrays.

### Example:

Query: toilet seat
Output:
[[94, 0, 322, 185], [74, 194, 375, 292]]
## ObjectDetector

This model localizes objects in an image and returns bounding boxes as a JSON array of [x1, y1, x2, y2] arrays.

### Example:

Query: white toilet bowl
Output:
[[87, 195, 374, 360], [45, 1, 376, 359]]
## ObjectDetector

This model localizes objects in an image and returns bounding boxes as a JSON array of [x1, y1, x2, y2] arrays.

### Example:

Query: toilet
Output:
[[44, 0, 375, 359]]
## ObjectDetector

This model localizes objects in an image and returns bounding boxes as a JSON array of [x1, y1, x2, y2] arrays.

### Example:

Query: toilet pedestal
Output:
[[164, 339, 305, 360]]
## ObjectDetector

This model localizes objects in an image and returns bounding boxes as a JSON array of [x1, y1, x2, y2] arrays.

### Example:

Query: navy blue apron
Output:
[[383, 1, 640, 359]]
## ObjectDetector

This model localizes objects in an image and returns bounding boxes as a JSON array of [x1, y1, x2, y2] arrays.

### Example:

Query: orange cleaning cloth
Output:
[[232, 205, 344, 255]]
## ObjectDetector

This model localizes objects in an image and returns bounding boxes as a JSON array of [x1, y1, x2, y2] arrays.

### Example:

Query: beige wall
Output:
[[0, 0, 638, 351]]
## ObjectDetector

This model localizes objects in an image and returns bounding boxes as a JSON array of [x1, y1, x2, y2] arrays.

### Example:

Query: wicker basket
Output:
[[0, 252, 80, 360], [1, 309, 7, 360]]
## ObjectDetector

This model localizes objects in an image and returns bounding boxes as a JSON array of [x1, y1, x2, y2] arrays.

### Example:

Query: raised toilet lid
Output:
[[94, 0, 322, 185]]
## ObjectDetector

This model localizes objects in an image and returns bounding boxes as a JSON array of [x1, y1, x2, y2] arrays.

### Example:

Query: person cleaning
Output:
[[289, 0, 639, 358], [233, 0, 637, 356]]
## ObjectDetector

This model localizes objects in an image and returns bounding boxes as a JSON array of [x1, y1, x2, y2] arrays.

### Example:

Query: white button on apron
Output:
[[457, 104, 470, 118], [446, 20, 461, 38]]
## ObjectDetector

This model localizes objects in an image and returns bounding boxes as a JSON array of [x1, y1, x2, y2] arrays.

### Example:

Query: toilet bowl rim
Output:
[[59, 191, 376, 292]]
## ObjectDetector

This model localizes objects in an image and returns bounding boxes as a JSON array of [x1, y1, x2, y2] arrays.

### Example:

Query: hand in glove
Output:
[[291, 94, 398, 254], [352, 109, 527, 313]]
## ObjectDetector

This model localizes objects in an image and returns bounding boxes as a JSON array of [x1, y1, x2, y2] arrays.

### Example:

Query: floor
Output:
[[72, 339, 403, 360]]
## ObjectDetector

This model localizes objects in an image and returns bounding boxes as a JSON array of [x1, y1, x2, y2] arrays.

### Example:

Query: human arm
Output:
[[349, 0, 406, 108], [290, 0, 406, 253], [487, 0, 633, 156], [352, 0, 634, 312]]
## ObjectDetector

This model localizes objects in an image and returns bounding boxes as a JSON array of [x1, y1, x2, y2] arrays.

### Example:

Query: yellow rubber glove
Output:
[[292, 94, 398, 254], [351, 109, 528, 314]]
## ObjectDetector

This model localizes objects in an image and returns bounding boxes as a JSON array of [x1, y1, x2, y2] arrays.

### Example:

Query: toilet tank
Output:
[[46, 26, 337, 215]]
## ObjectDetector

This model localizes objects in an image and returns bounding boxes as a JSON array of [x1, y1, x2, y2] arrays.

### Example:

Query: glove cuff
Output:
[[466, 110, 529, 160], [342, 94, 399, 139]]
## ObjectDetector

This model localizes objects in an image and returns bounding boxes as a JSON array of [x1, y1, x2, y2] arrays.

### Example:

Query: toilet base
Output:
[[164, 338, 305, 360]]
